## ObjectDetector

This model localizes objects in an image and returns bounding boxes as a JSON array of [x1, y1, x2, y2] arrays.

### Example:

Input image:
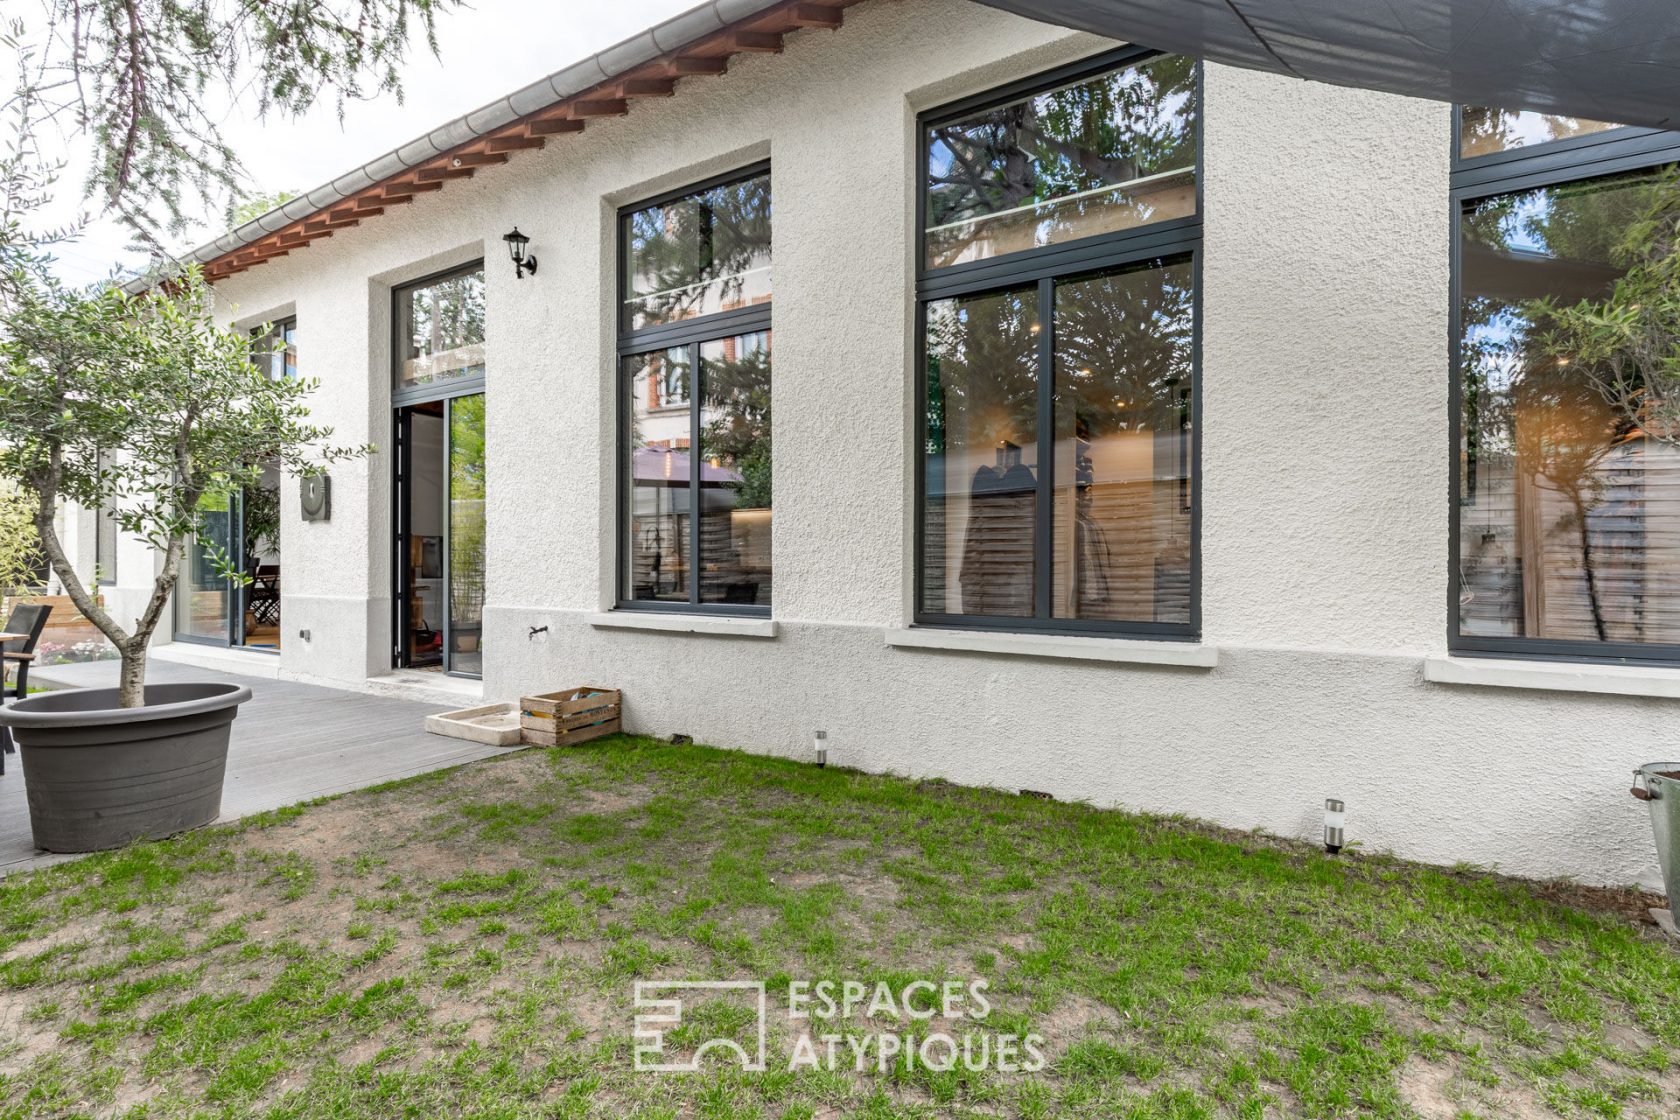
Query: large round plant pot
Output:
[[0, 682, 251, 853]]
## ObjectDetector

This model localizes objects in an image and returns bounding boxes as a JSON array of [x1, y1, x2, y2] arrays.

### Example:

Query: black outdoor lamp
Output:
[[502, 227, 537, 279]]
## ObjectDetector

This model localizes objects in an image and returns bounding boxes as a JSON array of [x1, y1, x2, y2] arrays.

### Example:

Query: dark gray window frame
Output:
[[913, 46, 1205, 641], [389, 260, 487, 678], [615, 162, 774, 617], [1448, 111, 1680, 665]]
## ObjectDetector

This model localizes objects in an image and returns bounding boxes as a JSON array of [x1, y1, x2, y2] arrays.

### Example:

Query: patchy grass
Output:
[[0, 734, 1676, 1118]]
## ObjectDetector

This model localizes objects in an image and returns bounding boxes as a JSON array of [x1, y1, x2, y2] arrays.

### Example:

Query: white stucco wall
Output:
[[203, 0, 1668, 888]]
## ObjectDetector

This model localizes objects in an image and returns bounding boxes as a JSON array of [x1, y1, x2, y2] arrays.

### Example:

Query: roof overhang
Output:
[[974, 0, 1680, 128], [168, 0, 857, 287]]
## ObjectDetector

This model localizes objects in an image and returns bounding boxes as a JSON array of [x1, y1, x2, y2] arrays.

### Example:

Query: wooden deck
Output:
[[0, 659, 513, 876]]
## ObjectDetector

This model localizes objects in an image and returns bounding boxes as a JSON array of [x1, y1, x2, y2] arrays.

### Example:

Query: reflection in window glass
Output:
[[396, 268, 486, 391], [925, 54, 1197, 270], [1457, 169, 1680, 646], [626, 348, 693, 603], [921, 287, 1041, 618], [624, 172, 772, 331], [449, 393, 486, 677], [1459, 107, 1622, 160], [699, 333, 772, 606], [252, 319, 297, 381], [1052, 261, 1193, 624]]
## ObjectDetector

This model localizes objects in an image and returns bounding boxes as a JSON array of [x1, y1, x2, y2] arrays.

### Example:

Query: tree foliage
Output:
[[0, 483, 43, 605], [0, 266, 367, 705], [15, 0, 455, 250]]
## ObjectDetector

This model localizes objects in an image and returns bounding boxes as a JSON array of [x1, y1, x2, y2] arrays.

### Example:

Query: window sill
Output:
[[1422, 654, 1680, 700], [884, 627, 1218, 667], [587, 611, 778, 639]]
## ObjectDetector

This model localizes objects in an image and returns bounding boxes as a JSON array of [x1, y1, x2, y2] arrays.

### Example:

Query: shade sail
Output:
[[974, 0, 1680, 129]]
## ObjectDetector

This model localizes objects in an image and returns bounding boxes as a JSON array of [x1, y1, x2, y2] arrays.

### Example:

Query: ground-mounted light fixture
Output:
[[1323, 798, 1345, 854], [814, 730, 828, 768], [502, 227, 537, 279]]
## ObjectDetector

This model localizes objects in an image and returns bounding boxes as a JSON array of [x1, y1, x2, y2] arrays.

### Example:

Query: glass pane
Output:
[[449, 394, 487, 676], [252, 320, 297, 381], [1051, 260, 1194, 624], [626, 348, 694, 602], [396, 269, 486, 392], [698, 332, 773, 606], [239, 465, 282, 650], [1459, 107, 1623, 160], [1458, 169, 1680, 646], [175, 489, 234, 642], [925, 54, 1197, 270], [624, 172, 772, 331], [921, 287, 1041, 617], [403, 404, 446, 666], [281, 321, 297, 380], [95, 507, 116, 583]]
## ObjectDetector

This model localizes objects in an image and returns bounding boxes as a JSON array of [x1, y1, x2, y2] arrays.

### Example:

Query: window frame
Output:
[[615, 162, 774, 617], [392, 261, 487, 409], [251, 315, 297, 382], [913, 47, 1205, 640], [1447, 111, 1680, 665]]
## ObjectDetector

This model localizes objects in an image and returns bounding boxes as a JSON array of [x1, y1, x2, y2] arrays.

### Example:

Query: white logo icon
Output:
[[632, 980, 768, 1072]]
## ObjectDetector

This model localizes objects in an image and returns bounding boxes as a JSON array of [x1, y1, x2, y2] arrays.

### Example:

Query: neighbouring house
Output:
[[103, 0, 1680, 887]]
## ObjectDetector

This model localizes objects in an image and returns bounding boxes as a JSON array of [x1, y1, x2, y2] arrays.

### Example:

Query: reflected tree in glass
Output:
[[922, 288, 1041, 616], [1458, 168, 1680, 644], [1051, 259, 1194, 623], [925, 54, 1197, 267], [625, 174, 772, 329], [699, 332, 772, 605]]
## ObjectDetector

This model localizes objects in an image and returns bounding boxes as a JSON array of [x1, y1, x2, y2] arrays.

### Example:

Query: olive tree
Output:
[[0, 266, 364, 706]]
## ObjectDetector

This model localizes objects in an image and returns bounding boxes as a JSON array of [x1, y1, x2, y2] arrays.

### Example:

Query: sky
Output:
[[30, 0, 697, 286]]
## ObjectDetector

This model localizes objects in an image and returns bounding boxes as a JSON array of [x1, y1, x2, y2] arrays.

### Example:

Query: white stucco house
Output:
[[95, 0, 1680, 888]]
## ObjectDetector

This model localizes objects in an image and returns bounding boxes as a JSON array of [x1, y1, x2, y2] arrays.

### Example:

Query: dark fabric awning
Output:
[[973, 0, 1679, 129]]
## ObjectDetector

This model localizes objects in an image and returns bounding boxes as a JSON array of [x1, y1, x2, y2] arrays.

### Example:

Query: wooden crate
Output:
[[520, 687, 621, 747]]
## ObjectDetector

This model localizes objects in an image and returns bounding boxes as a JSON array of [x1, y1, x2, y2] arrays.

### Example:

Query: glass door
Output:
[[175, 490, 235, 643], [174, 478, 282, 650], [393, 393, 484, 677], [448, 394, 486, 676], [237, 466, 282, 650]]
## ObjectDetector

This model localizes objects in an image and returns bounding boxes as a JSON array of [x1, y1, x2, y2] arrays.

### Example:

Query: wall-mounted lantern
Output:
[[502, 227, 537, 279]]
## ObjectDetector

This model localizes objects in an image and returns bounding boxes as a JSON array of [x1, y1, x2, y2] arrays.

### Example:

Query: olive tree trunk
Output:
[[31, 492, 184, 709]]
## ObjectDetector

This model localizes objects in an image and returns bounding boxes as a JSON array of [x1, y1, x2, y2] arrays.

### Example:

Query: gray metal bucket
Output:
[[1632, 763, 1680, 926]]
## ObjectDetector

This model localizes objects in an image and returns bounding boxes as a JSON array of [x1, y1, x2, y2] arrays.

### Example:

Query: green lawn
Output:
[[1, 735, 1676, 1119]]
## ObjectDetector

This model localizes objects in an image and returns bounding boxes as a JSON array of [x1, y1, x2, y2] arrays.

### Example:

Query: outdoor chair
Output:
[[0, 603, 51, 775], [247, 565, 280, 627]]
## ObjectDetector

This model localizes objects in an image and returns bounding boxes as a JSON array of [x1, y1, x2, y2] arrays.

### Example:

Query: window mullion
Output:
[[1035, 278, 1055, 621]]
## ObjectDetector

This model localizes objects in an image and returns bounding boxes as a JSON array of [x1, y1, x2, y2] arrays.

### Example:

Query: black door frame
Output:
[[391, 389, 483, 678]]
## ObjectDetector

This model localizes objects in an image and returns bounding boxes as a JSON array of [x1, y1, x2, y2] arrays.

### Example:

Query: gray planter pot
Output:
[[0, 682, 251, 853]]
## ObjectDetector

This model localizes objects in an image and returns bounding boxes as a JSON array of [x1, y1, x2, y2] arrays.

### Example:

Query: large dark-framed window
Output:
[[914, 47, 1203, 640], [616, 163, 773, 615], [1450, 107, 1680, 664]]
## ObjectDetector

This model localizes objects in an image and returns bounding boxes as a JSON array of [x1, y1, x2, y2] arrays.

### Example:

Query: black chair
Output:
[[1, 603, 51, 774]]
